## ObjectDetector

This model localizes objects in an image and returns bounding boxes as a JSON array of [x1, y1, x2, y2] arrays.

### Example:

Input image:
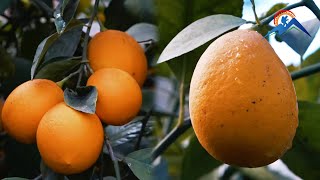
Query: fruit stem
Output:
[[135, 109, 152, 150], [96, 14, 107, 31], [105, 133, 121, 180], [250, 0, 261, 25], [73, 0, 100, 87], [82, 0, 100, 62], [151, 118, 191, 160], [303, 0, 320, 20], [56, 67, 82, 88], [177, 60, 186, 127]]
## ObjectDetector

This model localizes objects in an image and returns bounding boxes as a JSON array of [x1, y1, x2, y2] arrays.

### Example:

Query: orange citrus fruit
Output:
[[87, 68, 142, 125], [37, 102, 104, 175], [0, 98, 4, 131], [88, 30, 148, 86], [189, 30, 298, 167], [1, 79, 63, 144]]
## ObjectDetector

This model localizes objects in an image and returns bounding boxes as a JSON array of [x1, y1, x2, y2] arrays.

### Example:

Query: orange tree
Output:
[[0, 0, 320, 179]]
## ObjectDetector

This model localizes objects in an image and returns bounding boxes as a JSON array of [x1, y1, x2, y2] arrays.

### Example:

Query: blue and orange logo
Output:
[[265, 10, 310, 37]]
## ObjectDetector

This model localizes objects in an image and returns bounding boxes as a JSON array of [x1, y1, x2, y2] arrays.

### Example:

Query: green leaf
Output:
[[105, 118, 153, 147], [0, 0, 11, 14], [31, 33, 59, 79], [31, 20, 84, 79], [54, 0, 80, 34], [293, 49, 320, 102], [35, 57, 81, 81], [157, 15, 246, 63], [282, 101, 320, 180], [64, 86, 98, 114], [40, 160, 69, 180], [181, 134, 221, 180], [126, 23, 159, 43], [44, 25, 82, 62], [125, 148, 155, 180], [156, 0, 244, 83]]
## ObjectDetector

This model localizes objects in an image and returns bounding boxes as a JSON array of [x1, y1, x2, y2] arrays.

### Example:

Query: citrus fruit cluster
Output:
[[1, 30, 147, 174], [189, 30, 298, 167]]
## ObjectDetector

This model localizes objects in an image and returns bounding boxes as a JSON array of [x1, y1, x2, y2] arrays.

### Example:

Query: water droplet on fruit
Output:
[[236, 52, 241, 58]]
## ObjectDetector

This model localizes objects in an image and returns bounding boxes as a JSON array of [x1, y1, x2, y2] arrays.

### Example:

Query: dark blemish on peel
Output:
[[246, 109, 249, 112], [278, 92, 280, 95], [220, 124, 224, 128], [252, 101, 256, 104], [259, 98, 262, 102]]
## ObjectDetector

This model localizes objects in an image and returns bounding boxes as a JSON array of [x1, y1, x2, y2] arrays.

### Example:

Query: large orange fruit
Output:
[[87, 68, 142, 125], [1, 79, 63, 144], [189, 30, 298, 167], [37, 102, 104, 175], [88, 30, 148, 86]]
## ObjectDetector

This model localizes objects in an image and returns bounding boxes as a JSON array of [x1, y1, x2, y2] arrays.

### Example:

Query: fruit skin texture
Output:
[[1, 79, 63, 144], [88, 30, 148, 86], [189, 30, 298, 167], [37, 102, 104, 175], [87, 68, 142, 126]]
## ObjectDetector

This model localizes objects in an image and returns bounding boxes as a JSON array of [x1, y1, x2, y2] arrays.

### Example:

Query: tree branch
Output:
[[291, 62, 320, 80], [152, 118, 191, 160], [303, 0, 320, 21], [259, 1, 305, 26]]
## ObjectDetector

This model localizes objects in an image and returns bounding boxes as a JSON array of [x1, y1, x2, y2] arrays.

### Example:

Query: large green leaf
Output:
[[125, 148, 155, 180], [282, 101, 320, 180], [31, 20, 84, 79], [292, 49, 320, 102], [181, 134, 221, 180], [157, 15, 246, 63], [156, 0, 244, 83], [35, 57, 81, 81], [54, 0, 80, 33], [44, 25, 82, 62]]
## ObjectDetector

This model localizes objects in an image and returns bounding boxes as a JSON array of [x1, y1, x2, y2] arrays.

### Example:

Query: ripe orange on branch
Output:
[[37, 102, 104, 175], [87, 68, 142, 126], [189, 30, 298, 167], [88, 30, 148, 86], [1, 79, 63, 144]]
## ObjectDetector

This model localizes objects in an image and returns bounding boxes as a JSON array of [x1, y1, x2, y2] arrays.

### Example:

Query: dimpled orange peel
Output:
[[189, 29, 298, 167]]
